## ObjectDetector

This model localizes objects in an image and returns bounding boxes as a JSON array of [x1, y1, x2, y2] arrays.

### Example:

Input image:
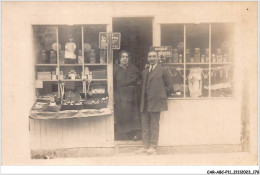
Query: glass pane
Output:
[[84, 25, 107, 64], [161, 24, 184, 63], [186, 24, 209, 63], [210, 23, 234, 97], [211, 23, 234, 63], [210, 65, 233, 97], [186, 64, 209, 98], [58, 25, 82, 64], [33, 26, 57, 64], [167, 65, 185, 98], [185, 24, 209, 98]]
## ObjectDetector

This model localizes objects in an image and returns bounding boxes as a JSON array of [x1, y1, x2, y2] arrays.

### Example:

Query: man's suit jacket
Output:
[[140, 64, 174, 112]]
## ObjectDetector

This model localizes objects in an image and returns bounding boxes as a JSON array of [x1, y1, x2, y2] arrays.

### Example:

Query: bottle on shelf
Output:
[[223, 54, 228, 62], [201, 55, 205, 63], [205, 48, 209, 62], [194, 48, 200, 63], [178, 54, 183, 63], [190, 57, 195, 63], [59, 71, 64, 80], [90, 49, 96, 63], [186, 49, 190, 63], [212, 54, 216, 63], [51, 71, 57, 80]]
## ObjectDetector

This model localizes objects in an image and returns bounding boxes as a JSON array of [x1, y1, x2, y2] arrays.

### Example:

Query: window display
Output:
[[33, 25, 108, 111], [161, 23, 234, 99]]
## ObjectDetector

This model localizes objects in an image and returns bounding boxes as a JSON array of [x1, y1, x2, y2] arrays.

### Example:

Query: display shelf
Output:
[[88, 79, 107, 81], [36, 80, 58, 82], [84, 64, 107, 66], [168, 97, 235, 100], [162, 63, 184, 66], [186, 63, 209, 65], [35, 64, 58, 66], [60, 64, 82, 66], [211, 62, 233, 65], [62, 79, 83, 82]]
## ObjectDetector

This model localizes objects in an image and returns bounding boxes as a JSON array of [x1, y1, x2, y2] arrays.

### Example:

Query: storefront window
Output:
[[33, 25, 108, 109], [161, 23, 234, 99]]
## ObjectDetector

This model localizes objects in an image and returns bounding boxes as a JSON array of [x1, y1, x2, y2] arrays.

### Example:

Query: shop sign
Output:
[[150, 46, 172, 57], [99, 32, 121, 49]]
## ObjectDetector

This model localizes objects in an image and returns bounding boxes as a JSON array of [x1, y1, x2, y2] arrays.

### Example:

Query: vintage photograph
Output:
[[1, 1, 258, 166]]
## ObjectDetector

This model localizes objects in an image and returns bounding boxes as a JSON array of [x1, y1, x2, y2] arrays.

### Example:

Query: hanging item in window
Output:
[[65, 35, 77, 64], [188, 67, 202, 98]]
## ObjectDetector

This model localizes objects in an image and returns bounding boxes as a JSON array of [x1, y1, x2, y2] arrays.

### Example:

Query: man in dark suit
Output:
[[136, 51, 174, 155]]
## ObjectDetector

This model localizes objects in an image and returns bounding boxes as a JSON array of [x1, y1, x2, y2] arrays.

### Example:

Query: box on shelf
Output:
[[92, 70, 107, 79], [37, 72, 52, 80]]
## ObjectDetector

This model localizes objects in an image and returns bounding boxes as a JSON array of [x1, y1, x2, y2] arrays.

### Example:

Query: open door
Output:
[[112, 17, 153, 140]]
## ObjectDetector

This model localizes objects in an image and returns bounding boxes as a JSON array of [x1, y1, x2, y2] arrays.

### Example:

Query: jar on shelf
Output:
[[201, 55, 205, 63], [38, 50, 48, 63], [186, 49, 191, 62], [223, 54, 228, 62], [194, 48, 200, 63], [90, 49, 96, 63], [60, 50, 65, 64], [50, 51, 57, 64], [51, 71, 57, 80], [216, 48, 223, 62], [59, 71, 64, 80], [78, 50, 83, 64], [205, 48, 209, 62], [212, 54, 216, 62], [190, 57, 195, 63], [178, 54, 183, 63], [173, 49, 178, 63]]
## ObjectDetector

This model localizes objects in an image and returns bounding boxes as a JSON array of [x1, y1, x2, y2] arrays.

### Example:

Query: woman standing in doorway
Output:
[[114, 50, 141, 140]]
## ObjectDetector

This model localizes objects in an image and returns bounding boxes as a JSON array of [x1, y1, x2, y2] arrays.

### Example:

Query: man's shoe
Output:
[[147, 147, 157, 155], [135, 148, 148, 154]]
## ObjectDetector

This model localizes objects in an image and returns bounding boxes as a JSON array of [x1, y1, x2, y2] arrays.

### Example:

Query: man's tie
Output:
[[149, 65, 154, 73]]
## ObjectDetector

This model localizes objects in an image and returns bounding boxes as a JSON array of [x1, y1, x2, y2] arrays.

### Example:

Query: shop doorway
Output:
[[113, 17, 153, 140]]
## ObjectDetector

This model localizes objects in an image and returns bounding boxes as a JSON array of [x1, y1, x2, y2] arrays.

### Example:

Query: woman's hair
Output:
[[118, 50, 131, 63]]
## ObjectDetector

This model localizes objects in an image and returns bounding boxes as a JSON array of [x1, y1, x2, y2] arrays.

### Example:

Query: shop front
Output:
[[28, 3, 249, 158]]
